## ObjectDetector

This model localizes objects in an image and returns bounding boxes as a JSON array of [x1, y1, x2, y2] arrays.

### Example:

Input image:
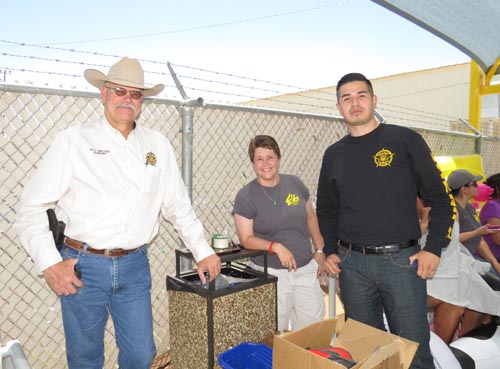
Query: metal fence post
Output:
[[475, 135, 482, 155], [459, 118, 482, 154], [168, 61, 205, 200], [179, 97, 204, 199], [181, 105, 194, 201], [179, 98, 204, 272]]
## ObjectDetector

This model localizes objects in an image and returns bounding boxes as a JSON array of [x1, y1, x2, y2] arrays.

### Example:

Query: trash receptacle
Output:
[[167, 247, 277, 369]]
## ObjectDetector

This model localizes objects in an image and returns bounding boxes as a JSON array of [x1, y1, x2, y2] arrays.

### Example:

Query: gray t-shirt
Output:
[[232, 174, 312, 269], [457, 202, 482, 255]]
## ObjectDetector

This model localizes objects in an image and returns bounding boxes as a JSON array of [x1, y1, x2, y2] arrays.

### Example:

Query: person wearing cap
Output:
[[317, 73, 454, 369], [15, 57, 221, 369], [418, 198, 500, 344], [448, 169, 500, 276]]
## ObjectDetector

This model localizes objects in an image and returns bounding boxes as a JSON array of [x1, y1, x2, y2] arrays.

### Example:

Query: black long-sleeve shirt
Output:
[[317, 124, 454, 257]]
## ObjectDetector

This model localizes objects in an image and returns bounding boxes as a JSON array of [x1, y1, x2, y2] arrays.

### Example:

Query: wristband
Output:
[[314, 248, 325, 255], [268, 241, 275, 255]]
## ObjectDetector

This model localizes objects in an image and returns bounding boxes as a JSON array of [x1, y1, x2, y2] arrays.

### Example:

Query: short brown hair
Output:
[[248, 135, 281, 162]]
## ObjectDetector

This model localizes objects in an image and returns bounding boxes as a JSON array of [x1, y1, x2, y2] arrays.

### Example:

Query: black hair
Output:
[[336, 73, 374, 100], [486, 173, 500, 199]]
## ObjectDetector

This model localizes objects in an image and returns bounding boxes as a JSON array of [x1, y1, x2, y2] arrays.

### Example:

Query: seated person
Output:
[[448, 169, 500, 276], [418, 199, 500, 344], [480, 173, 500, 264]]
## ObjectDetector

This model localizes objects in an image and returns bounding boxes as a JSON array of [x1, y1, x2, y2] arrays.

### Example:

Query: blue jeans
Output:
[[59, 243, 155, 369], [338, 245, 434, 369]]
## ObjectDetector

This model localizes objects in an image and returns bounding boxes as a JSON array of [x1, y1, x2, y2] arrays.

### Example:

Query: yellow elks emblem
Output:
[[286, 193, 300, 206], [373, 148, 394, 167], [145, 152, 157, 166]]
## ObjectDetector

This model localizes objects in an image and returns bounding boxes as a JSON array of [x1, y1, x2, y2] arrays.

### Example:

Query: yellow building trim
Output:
[[480, 85, 500, 95], [468, 57, 500, 132], [468, 61, 483, 131], [485, 57, 500, 85]]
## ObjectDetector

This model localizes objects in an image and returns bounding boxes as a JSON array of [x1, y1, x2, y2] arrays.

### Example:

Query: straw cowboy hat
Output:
[[84, 57, 164, 97]]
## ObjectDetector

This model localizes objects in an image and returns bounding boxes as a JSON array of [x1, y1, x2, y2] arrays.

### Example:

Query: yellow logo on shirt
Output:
[[373, 148, 394, 167], [286, 193, 300, 206]]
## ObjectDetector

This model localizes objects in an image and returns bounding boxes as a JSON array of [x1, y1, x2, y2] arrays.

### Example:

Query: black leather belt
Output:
[[338, 239, 418, 255]]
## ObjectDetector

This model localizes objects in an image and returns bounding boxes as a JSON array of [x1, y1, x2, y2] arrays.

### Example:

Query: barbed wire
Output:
[[176, 74, 336, 103], [170, 62, 316, 90], [0, 41, 328, 92], [377, 100, 461, 121], [0, 51, 170, 78], [0, 42, 337, 107], [0, 66, 82, 79], [0, 39, 472, 122], [375, 106, 452, 127]]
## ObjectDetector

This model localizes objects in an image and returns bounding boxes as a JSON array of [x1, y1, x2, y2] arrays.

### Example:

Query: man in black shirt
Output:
[[317, 73, 454, 369]]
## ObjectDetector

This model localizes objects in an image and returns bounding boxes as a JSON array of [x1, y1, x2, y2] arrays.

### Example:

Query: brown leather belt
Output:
[[64, 237, 139, 257]]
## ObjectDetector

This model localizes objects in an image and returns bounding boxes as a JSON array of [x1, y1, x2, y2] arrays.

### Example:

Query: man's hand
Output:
[[43, 259, 83, 296], [323, 253, 342, 276], [409, 250, 440, 279], [197, 254, 221, 284]]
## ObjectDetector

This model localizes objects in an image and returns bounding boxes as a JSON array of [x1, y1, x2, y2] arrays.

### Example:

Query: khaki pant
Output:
[[251, 259, 325, 331]]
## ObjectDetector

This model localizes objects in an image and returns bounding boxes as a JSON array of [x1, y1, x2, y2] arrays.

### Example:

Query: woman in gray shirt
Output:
[[449, 169, 500, 275], [233, 135, 326, 331]]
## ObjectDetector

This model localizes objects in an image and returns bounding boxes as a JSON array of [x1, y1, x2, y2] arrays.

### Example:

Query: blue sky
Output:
[[1, 0, 469, 100]]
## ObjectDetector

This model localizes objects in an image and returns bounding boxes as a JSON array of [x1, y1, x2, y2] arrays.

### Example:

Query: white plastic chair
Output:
[[0, 340, 32, 369]]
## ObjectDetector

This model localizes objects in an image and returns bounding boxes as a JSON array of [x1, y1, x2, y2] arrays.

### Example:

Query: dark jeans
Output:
[[338, 245, 434, 369]]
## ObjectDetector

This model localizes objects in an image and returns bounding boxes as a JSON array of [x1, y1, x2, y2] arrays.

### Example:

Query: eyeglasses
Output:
[[465, 181, 478, 188], [106, 84, 143, 100]]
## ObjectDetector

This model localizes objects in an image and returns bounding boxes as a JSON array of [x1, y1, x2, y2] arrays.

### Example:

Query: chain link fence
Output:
[[1, 84, 499, 368]]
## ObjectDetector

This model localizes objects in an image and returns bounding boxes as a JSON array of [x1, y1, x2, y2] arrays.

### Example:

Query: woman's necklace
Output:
[[260, 178, 280, 205]]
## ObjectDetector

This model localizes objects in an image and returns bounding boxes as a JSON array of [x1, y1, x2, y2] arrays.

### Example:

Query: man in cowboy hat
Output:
[[15, 57, 221, 369]]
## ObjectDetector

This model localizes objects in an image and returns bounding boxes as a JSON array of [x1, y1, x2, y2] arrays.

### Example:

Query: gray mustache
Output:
[[115, 102, 137, 112]]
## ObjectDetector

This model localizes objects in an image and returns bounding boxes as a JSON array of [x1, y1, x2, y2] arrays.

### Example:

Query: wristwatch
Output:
[[313, 248, 325, 254]]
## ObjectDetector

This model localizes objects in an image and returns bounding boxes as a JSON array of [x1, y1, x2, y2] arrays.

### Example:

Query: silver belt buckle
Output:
[[379, 245, 399, 254]]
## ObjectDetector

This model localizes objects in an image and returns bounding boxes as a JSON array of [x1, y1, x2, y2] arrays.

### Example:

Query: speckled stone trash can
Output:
[[167, 248, 277, 369]]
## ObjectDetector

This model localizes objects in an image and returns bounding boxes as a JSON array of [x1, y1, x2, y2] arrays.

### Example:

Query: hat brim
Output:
[[84, 69, 164, 97]]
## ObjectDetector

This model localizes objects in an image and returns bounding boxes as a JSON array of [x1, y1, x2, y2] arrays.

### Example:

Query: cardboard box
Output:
[[273, 318, 418, 369]]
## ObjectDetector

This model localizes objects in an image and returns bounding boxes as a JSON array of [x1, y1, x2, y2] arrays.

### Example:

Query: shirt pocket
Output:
[[141, 165, 161, 196]]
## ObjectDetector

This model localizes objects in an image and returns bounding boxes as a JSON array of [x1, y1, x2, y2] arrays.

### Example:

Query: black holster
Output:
[[46, 208, 66, 250]]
